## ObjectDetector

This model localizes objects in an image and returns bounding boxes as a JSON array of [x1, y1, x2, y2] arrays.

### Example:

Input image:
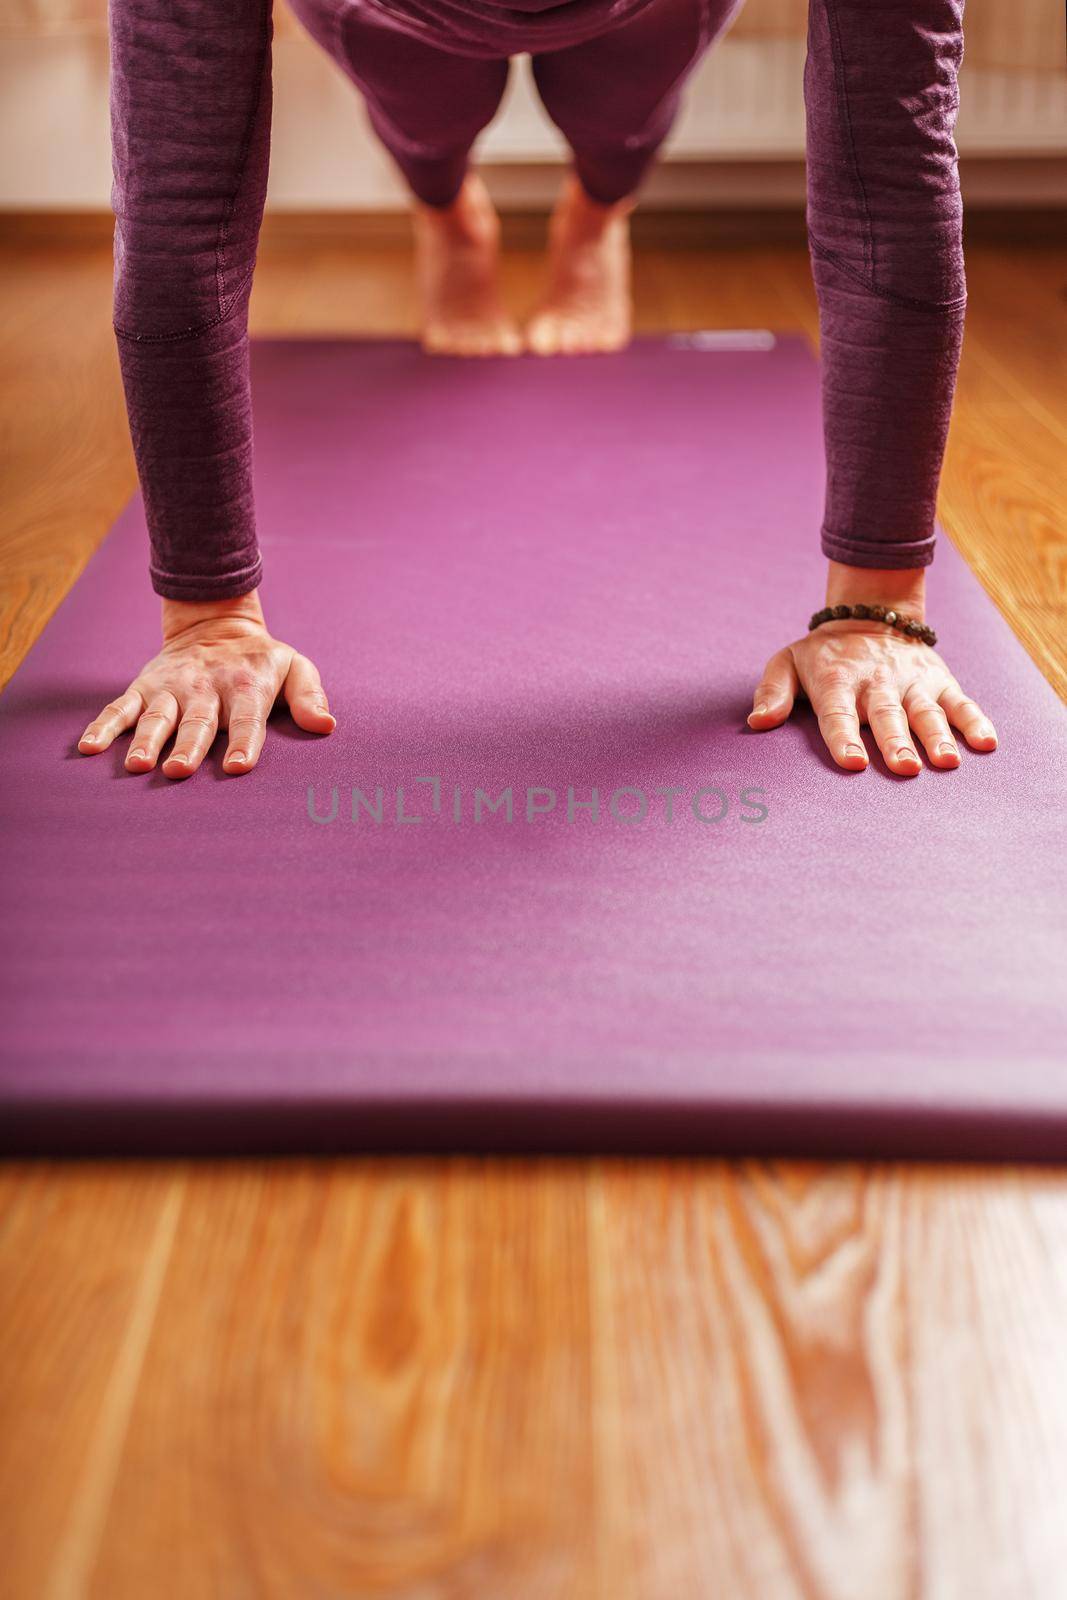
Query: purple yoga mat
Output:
[[2, 336, 1066, 1158]]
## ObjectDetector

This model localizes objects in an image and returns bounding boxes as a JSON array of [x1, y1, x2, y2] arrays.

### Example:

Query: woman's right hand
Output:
[[77, 594, 335, 779]]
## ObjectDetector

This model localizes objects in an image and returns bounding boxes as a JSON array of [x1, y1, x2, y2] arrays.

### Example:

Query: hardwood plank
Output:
[[900, 1165, 1067, 1600], [0, 1165, 184, 1600], [7, 1160, 1067, 1599], [587, 1161, 906, 1600], [589, 1161, 1067, 1600], [85, 1161, 596, 1599], [956, 251, 1067, 438], [0, 243, 135, 689]]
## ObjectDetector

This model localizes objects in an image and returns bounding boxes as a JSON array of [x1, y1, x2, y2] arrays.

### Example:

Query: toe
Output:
[[526, 317, 558, 356], [422, 323, 449, 356], [496, 323, 523, 357], [558, 321, 585, 355], [597, 322, 630, 353]]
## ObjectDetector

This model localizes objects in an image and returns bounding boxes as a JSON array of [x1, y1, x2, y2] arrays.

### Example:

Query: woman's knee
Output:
[[334, 9, 509, 158], [532, 0, 718, 152]]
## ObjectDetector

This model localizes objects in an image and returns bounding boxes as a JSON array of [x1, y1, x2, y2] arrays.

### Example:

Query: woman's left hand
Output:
[[748, 620, 998, 775]]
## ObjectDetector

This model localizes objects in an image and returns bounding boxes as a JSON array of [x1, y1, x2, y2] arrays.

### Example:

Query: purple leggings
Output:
[[288, 0, 727, 208], [109, 0, 967, 601]]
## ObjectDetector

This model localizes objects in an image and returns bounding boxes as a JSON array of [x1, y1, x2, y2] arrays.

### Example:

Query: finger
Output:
[[938, 685, 998, 751], [748, 650, 799, 729], [79, 688, 144, 754], [126, 692, 179, 772], [283, 653, 336, 735], [223, 691, 270, 775], [902, 687, 959, 769], [810, 687, 868, 771], [862, 687, 922, 776], [162, 695, 220, 780]]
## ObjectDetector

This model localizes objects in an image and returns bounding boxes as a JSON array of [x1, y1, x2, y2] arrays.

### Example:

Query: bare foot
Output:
[[525, 174, 634, 356], [413, 174, 521, 357]]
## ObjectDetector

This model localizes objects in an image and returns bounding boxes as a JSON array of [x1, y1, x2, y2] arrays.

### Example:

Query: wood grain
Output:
[[85, 1162, 596, 1599], [1, 224, 1066, 1599], [0, 1164, 184, 1600]]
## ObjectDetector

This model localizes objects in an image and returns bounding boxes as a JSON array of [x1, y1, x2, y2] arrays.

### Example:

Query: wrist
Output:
[[161, 591, 265, 642], [824, 561, 925, 620]]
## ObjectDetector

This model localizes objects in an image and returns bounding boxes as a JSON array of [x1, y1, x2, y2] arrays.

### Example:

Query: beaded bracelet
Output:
[[809, 603, 937, 647]]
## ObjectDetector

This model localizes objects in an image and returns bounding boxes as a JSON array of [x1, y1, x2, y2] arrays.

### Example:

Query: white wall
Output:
[[1, 30, 1065, 211]]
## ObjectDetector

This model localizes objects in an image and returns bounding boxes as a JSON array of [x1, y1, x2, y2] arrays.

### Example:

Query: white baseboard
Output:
[[1, 33, 1064, 210]]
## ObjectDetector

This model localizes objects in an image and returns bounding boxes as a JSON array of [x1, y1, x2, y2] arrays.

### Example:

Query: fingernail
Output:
[[845, 744, 867, 762], [897, 747, 920, 765], [129, 748, 146, 761], [752, 702, 768, 718], [939, 742, 958, 760], [228, 751, 246, 764], [168, 753, 188, 766], [81, 732, 98, 745], [979, 723, 997, 742]]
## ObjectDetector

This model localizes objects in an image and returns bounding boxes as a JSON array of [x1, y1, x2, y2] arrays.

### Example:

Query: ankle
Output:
[[416, 175, 498, 244], [553, 175, 634, 242]]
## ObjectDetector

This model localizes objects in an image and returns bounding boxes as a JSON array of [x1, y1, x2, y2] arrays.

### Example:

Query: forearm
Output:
[[116, 310, 263, 599], [805, 0, 966, 571], [109, 0, 274, 601], [813, 263, 965, 571]]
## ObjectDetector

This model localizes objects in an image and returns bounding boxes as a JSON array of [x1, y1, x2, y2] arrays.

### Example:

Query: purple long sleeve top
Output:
[[109, 0, 967, 601]]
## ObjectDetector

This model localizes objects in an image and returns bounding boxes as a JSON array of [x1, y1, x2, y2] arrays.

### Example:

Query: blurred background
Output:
[[3, 0, 1065, 219]]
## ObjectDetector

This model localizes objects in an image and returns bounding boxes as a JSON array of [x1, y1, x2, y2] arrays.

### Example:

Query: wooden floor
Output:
[[1, 223, 1066, 1600]]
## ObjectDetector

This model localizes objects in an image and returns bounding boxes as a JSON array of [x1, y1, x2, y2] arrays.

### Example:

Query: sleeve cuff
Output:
[[820, 528, 936, 570], [150, 553, 263, 602]]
